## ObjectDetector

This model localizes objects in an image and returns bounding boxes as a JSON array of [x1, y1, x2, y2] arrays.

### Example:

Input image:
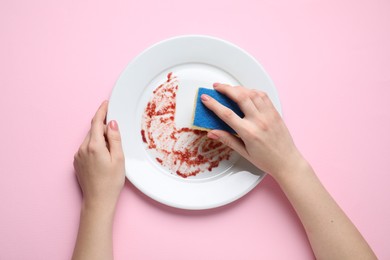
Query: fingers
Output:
[[201, 94, 243, 133], [90, 101, 108, 143], [80, 130, 91, 152], [249, 89, 267, 111], [213, 83, 258, 116], [213, 83, 276, 115], [261, 92, 279, 113], [74, 130, 91, 162], [106, 120, 124, 162], [208, 130, 248, 157]]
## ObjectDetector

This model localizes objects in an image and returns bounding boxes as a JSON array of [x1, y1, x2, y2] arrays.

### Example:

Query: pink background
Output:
[[1, 0, 389, 259]]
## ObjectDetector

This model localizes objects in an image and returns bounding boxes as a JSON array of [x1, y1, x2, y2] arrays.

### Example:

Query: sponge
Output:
[[192, 87, 244, 135]]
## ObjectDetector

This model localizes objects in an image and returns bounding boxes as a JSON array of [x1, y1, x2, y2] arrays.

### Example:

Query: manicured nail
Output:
[[109, 120, 118, 131], [208, 132, 219, 140], [201, 94, 210, 101]]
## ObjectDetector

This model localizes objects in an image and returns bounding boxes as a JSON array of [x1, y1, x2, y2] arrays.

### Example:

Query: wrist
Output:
[[272, 155, 312, 184], [81, 196, 119, 217]]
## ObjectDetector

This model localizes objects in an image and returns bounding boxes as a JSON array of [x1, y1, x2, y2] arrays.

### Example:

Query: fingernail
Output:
[[109, 120, 118, 131], [201, 94, 210, 102], [213, 83, 220, 88], [208, 132, 219, 140]]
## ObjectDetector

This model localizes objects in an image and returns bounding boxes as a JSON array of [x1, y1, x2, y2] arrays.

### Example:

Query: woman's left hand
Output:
[[73, 101, 125, 210]]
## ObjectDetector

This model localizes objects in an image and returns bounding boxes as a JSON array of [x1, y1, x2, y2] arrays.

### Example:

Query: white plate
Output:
[[108, 35, 281, 210]]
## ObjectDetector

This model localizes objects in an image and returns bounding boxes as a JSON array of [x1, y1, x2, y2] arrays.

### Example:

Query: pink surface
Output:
[[1, 0, 389, 259]]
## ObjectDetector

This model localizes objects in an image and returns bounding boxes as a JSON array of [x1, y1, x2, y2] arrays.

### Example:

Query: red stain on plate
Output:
[[141, 73, 232, 178]]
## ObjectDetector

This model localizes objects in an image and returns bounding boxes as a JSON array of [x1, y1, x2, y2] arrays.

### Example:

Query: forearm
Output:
[[274, 161, 376, 260], [72, 201, 117, 260]]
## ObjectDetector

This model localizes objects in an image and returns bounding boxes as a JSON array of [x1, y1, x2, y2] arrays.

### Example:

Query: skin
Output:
[[201, 83, 377, 260], [73, 85, 377, 260], [72, 101, 125, 260]]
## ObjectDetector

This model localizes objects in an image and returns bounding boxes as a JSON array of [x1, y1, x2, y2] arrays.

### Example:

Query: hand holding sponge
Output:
[[192, 87, 244, 135]]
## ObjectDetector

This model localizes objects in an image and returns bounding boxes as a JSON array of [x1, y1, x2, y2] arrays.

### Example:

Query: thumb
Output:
[[107, 120, 124, 161], [207, 130, 248, 157]]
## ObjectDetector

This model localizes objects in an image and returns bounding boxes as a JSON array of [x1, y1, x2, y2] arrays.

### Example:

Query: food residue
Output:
[[141, 72, 232, 178]]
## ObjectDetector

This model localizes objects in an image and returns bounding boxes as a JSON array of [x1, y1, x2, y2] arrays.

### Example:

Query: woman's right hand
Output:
[[201, 83, 307, 181], [202, 83, 378, 260]]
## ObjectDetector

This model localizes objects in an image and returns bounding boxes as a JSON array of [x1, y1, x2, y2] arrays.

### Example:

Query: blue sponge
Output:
[[192, 87, 244, 134]]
